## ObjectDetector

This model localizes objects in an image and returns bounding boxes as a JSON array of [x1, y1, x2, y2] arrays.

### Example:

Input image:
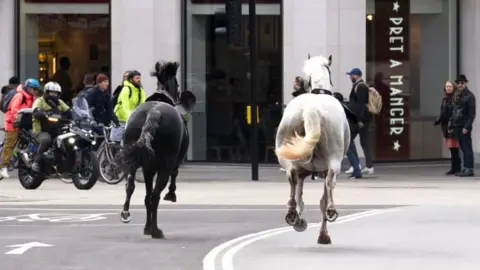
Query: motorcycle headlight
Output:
[[91, 140, 96, 145], [68, 137, 75, 145]]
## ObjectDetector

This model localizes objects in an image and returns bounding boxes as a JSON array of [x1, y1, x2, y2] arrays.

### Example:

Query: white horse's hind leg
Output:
[[325, 160, 340, 222], [291, 174, 308, 232], [318, 183, 332, 244], [285, 169, 299, 226]]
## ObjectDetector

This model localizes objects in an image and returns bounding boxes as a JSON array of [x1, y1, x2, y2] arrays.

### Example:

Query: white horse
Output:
[[275, 54, 350, 244]]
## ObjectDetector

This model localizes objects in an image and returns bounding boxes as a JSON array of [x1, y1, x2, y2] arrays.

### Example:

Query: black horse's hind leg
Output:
[[120, 168, 136, 223], [149, 170, 169, 239], [163, 168, 178, 202], [142, 167, 156, 236]]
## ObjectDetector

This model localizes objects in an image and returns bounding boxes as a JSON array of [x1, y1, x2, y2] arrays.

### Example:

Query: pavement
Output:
[[0, 164, 479, 269]]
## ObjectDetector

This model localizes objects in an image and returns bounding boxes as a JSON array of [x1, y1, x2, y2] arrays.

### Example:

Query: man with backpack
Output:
[[110, 70, 146, 142], [0, 78, 39, 179], [345, 68, 382, 176]]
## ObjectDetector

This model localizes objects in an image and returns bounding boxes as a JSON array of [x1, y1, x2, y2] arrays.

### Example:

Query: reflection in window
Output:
[[185, 1, 282, 163]]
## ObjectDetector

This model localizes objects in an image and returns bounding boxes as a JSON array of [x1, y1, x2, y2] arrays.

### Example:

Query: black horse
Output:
[[118, 61, 196, 238]]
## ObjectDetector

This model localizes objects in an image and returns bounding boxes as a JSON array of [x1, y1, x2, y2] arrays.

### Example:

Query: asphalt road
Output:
[[0, 204, 381, 270], [225, 205, 480, 270]]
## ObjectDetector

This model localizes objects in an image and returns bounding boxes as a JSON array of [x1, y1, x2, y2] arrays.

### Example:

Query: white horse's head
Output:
[[302, 54, 333, 91]]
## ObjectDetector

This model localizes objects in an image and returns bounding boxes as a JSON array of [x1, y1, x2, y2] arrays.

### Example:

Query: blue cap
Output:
[[346, 68, 362, 76]]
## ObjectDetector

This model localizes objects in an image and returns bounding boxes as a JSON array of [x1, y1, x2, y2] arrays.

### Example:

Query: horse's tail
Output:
[[276, 106, 323, 161], [121, 110, 161, 169]]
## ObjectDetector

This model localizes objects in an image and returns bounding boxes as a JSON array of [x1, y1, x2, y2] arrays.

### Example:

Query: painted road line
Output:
[[0, 207, 378, 212], [5, 242, 53, 255], [220, 208, 401, 270], [202, 209, 391, 270]]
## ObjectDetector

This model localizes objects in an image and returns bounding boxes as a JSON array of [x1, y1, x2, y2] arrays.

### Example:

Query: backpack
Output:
[[0, 89, 23, 113], [355, 82, 383, 115], [111, 85, 140, 107]]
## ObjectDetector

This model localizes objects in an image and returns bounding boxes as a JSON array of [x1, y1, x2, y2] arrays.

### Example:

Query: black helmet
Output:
[[127, 70, 141, 80]]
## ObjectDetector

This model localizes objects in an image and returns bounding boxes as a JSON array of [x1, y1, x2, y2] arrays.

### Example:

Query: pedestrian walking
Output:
[[451, 74, 476, 177], [345, 68, 374, 175]]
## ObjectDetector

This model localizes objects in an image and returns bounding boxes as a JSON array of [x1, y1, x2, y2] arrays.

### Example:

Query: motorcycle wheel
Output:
[[17, 158, 45, 190], [72, 150, 100, 190], [97, 143, 125, 185]]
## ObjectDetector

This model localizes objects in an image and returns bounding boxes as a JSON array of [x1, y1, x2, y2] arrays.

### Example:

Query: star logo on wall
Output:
[[393, 1, 400, 12], [392, 140, 401, 151]]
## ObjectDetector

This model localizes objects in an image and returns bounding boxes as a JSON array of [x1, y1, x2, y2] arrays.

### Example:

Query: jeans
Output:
[[350, 120, 373, 168], [0, 130, 18, 169], [34, 132, 52, 163], [457, 128, 474, 169], [346, 142, 361, 176]]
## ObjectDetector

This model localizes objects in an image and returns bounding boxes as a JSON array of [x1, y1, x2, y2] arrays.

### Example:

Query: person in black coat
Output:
[[84, 73, 119, 127], [451, 74, 476, 177], [346, 68, 374, 174], [333, 92, 362, 178], [292, 76, 307, 97], [434, 80, 461, 175]]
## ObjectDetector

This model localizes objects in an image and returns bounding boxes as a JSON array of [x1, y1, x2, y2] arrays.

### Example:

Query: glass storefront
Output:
[[18, 0, 110, 97], [184, 0, 283, 162], [366, 0, 457, 161]]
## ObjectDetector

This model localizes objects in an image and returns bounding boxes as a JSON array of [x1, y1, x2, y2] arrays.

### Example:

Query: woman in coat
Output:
[[434, 80, 461, 175]]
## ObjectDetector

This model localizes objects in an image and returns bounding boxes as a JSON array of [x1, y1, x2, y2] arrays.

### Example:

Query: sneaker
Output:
[[361, 167, 374, 174], [0, 167, 9, 179], [345, 164, 362, 174]]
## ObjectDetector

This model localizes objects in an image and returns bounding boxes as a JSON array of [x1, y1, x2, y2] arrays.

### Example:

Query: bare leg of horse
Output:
[[120, 169, 136, 223], [163, 168, 178, 202], [317, 182, 331, 244], [142, 168, 155, 236], [285, 169, 298, 226], [292, 172, 308, 232], [149, 171, 169, 239], [325, 164, 340, 222]]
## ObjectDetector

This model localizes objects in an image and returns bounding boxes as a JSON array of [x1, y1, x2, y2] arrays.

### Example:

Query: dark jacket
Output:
[[333, 92, 358, 137], [435, 94, 455, 138], [349, 79, 372, 122], [451, 88, 476, 131], [84, 86, 118, 125], [292, 88, 307, 97]]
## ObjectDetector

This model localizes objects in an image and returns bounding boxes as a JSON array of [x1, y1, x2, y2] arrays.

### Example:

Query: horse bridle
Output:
[[308, 65, 334, 93]]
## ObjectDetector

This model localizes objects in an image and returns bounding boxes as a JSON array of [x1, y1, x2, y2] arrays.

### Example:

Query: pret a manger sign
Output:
[[388, 1, 406, 153]]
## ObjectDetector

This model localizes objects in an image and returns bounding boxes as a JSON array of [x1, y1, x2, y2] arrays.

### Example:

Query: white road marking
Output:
[[0, 207, 378, 212], [5, 242, 53, 255], [203, 208, 401, 270]]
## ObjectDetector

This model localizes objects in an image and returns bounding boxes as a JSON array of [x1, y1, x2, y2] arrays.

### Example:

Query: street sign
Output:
[[5, 242, 53, 255]]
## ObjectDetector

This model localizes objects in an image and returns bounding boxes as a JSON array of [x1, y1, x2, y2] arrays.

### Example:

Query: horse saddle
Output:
[[146, 90, 176, 106]]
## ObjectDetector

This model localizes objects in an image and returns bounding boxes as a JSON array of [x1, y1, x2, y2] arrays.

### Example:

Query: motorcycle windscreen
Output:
[[72, 97, 94, 122]]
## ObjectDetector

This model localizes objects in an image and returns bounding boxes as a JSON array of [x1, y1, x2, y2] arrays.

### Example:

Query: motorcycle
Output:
[[15, 98, 101, 190]]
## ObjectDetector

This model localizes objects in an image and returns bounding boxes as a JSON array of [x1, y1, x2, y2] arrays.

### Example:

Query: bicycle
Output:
[[97, 125, 144, 184]]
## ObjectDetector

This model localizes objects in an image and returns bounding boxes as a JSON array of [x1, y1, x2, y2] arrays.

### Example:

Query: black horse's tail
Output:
[[121, 109, 162, 169]]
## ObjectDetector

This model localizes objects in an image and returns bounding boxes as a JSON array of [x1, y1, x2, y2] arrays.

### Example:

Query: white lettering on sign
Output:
[[5, 242, 53, 255], [389, 1, 405, 152]]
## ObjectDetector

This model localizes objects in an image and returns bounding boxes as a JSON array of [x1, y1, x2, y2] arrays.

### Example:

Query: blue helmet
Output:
[[24, 78, 40, 89]]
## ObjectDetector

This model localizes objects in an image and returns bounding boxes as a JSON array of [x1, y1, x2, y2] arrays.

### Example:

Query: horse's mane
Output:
[[302, 56, 329, 78], [150, 61, 179, 81]]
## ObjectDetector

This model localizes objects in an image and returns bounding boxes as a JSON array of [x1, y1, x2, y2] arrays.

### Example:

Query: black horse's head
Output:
[[148, 61, 180, 105]]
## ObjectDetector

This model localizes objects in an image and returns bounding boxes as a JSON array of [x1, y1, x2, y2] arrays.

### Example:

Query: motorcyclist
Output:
[[31, 81, 73, 172]]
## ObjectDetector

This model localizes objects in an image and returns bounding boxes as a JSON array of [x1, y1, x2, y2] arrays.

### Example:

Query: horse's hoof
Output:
[[163, 192, 177, 202], [151, 228, 165, 239], [293, 218, 308, 232], [120, 211, 131, 223], [285, 210, 299, 226], [317, 233, 331, 245], [326, 209, 338, 222]]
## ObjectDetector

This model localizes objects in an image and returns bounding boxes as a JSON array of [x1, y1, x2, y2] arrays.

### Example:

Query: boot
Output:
[[446, 148, 461, 175], [457, 168, 474, 177]]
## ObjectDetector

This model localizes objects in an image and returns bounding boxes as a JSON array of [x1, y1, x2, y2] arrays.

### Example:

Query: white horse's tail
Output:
[[276, 107, 322, 160]]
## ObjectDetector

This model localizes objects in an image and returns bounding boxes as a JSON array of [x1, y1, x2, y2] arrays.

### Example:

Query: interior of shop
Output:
[[36, 14, 110, 93]]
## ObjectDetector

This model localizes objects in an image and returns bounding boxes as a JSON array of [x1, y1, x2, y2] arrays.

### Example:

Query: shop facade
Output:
[[2, 0, 480, 163]]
